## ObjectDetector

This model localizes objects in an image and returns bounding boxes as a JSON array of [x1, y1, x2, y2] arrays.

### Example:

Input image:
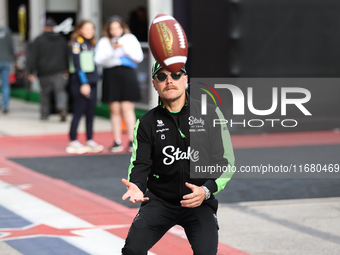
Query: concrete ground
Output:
[[1, 98, 339, 255], [218, 198, 340, 255], [0, 98, 111, 136]]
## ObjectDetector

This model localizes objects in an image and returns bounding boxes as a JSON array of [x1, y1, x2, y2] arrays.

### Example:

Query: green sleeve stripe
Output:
[[214, 107, 235, 195], [127, 119, 140, 181]]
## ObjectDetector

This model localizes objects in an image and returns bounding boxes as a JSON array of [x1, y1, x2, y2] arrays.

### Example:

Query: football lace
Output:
[[174, 23, 186, 49]]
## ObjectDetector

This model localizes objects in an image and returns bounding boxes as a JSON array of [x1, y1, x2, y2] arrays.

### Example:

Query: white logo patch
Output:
[[156, 128, 169, 133], [162, 146, 199, 165], [157, 120, 165, 127], [188, 116, 206, 132]]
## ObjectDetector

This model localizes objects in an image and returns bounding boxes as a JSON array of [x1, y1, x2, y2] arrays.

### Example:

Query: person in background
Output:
[[0, 25, 16, 114], [66, 20, 104, 154], [28, 18, 69, 121], [94, 16, 143, 153]]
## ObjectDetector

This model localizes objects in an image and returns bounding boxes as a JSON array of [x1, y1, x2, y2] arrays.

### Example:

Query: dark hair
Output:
[[45, 17, 57, 27], [69, 20, 96, 47], [102, 16, 130, 39]]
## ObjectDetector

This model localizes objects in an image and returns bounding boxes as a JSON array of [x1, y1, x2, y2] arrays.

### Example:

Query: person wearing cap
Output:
[[28, 17, 69, 121], [121, 61, 235, 254]]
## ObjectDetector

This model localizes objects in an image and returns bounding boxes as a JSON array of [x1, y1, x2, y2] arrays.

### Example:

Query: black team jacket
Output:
[[127, 94, 235, 205]]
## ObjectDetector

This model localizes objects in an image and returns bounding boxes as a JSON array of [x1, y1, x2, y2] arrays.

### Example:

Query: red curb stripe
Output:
[[1, 130, 339, 158]]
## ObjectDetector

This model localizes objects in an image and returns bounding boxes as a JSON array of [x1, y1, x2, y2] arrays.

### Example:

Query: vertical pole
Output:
[[28, 0, 46, 92], [79, 0, 102, 40], [147, 0, 173, 109], [0, 0, 8, 27], [29, 0, 46, 41]]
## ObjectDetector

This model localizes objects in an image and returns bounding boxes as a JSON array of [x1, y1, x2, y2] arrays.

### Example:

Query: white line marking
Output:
[[153, 15, 175, 24], [0, 180, 156, 254], [0, 168, 11, 176], [164, 56, 187, 66]]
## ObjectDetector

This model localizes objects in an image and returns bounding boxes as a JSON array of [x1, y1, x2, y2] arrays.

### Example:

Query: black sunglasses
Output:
[[154, 72, 183, 82]]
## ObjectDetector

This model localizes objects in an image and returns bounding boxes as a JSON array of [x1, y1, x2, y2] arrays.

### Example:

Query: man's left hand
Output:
[[180, 182, 206, 208]]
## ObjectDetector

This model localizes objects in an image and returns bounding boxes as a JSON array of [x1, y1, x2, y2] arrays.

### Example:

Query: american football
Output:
[[148, 13, 188, 73]]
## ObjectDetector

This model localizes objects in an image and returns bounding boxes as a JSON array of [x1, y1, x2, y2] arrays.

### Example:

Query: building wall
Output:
[[45, 0, 77, 12], [190, 0, 340, 78], [101, 0, 147, 24], [190, 0, 231, 77]]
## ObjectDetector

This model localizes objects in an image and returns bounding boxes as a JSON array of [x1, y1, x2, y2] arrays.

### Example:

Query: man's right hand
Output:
[[121, 178, 149, 204]]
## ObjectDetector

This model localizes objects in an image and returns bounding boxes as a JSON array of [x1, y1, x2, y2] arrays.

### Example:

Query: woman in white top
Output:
[[95, 16, 143, 153]]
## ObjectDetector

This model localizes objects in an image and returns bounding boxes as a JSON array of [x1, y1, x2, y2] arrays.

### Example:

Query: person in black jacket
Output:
[[28, 18, 69, 121], [66, 20, 104, 154], [121, 61, 235, 255]]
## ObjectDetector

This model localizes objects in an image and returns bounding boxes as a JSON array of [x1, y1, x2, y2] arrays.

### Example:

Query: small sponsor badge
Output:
[[77, 36, 84, 44], [81, 43, 88, 51], [72, 42, 80, 54], [157, 120, 165, 127]]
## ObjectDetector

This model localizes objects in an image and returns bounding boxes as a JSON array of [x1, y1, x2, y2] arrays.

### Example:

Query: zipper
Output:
[[177, 113, 187, 202], [178, 128, 186, 138], [164, 107, 187, 201]]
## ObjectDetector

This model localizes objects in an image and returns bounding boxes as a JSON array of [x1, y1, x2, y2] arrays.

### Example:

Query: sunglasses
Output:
[[154, 72, 183, 82]]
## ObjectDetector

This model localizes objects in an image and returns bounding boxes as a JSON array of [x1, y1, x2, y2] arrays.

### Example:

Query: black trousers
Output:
[[122, 191, 219, 255], [69, 77, 97, 141]]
